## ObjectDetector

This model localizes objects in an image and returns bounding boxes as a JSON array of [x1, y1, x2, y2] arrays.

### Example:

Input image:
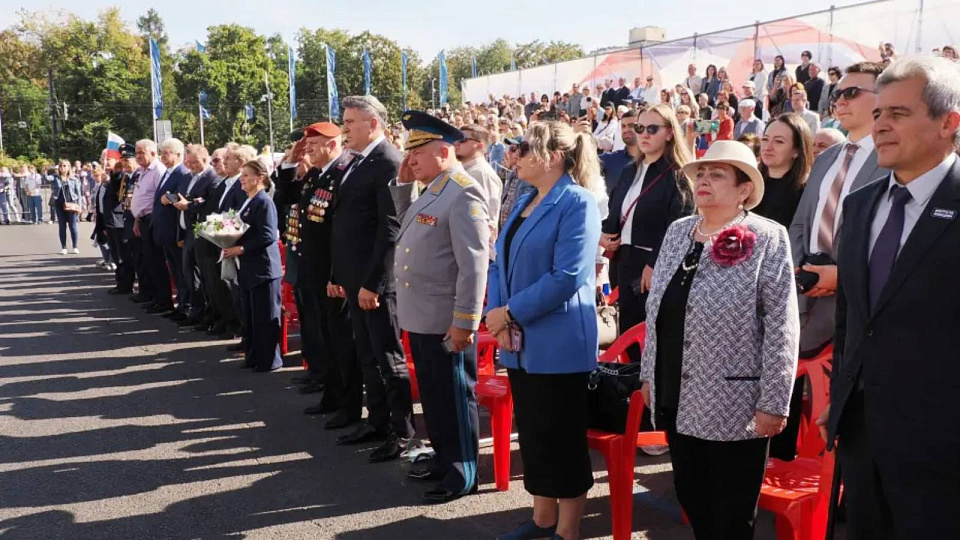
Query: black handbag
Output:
[[586, 361, 644, 433]]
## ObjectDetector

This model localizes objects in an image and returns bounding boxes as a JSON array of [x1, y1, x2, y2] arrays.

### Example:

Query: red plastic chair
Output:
[[758, 348, 837, 540], [587, 323, 667, 540], [403, 330, 512, 491]]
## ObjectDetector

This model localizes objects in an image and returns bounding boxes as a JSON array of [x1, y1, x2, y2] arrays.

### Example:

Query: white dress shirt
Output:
[[868, 152, 956, 259], [179, 169, 207, 230], [619, 162, 649, 247], [809, 135, 876, 253], [641, 85, 660, 106], [340, 134, 386, 185], [218, 174, 240, 210]]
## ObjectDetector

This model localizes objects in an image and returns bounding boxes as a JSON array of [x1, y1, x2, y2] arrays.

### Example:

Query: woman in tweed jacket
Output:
[[640, 141, 800, 539]]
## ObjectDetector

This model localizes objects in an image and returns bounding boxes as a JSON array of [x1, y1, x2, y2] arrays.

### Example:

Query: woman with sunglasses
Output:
[[601, 103, 695, 351], [756, 113, 814, 228]]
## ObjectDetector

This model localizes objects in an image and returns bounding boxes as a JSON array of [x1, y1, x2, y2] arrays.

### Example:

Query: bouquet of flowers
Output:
[[195, 210, 249, 281]]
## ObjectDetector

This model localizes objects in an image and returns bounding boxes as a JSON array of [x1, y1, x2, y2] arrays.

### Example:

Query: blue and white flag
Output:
[[362, 49, 372, 96], [245, 103, 255, 121], [200, 106, 211, 120], [149, 38, 163, 120], [510, 54, 516, 71], [438, 50, 448, 106], [288, 46, 297, 120], [195, 40, 206, 54], [326, 45, 340, 120], [199, 90, 208, 105], [401, 50, 408, 111], [472, 56, 477, 78]]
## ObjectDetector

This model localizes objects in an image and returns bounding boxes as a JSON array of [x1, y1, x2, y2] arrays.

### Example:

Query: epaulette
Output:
[[450, 172, 475, 188]]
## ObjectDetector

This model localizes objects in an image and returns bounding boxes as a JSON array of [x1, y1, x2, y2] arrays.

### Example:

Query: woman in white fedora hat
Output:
[[639, 140, 800, 539]]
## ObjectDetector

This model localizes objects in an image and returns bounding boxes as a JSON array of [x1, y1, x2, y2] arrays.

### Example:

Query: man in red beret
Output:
[[275, 122, 361, 428]]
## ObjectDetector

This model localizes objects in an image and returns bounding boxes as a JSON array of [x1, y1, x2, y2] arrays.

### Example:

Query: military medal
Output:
[[285, 204, 301, 251]]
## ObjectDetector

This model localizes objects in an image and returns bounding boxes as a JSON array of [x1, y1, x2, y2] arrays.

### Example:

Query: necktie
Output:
[[817, 143, 859, 254], [340, 154, 364, 186], [868, 185, 912, 309]]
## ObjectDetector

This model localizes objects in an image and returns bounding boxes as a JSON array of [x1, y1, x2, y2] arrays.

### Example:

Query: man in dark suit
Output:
[[150, 138, 192, 318], [613, 77, 631, 109], [330, 95, 414, 462], [105, 146, 132, 295], [275, 123, 360, 425], [600, 79, 617, 111], [823, 56, 960, 540], [173, 144, 219, 326]]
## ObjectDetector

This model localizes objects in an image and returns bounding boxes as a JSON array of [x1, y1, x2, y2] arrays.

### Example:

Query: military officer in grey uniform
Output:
[[390, 111, 489, 504]]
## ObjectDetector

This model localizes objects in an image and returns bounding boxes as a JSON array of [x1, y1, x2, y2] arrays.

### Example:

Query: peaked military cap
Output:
[[401, 110, 465, 150]]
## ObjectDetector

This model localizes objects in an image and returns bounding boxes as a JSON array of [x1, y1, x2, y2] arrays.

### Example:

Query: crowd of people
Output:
[[39, 48, 960, 540]]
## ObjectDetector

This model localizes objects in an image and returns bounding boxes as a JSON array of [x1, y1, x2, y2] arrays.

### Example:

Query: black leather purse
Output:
[[586, 362, 644, 433]]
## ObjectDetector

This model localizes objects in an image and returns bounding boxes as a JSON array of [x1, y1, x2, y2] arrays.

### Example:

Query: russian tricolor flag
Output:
[[106, 132, 124, 160]]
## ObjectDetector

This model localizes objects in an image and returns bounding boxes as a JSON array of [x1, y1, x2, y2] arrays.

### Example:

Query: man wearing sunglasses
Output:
[[599, 110, 640, 197], [456, 124, 502, 260], [789, 61, 889, 357]]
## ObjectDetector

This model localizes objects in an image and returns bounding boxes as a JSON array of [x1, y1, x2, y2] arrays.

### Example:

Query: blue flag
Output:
[[401, 50, 408, 111], [472, 57, 477, 78], [326, 45, 340, 120], [195, 40, 206, 54], [288, 46, 297, 120], [362, 49, 372, 96], [245, 103, 254, 121], [200, 106, 211, 120], [149, 38, 163, 120], [438, 50, 448, 106], [510, 54, 516, 71], [199, 90, 208, 105]]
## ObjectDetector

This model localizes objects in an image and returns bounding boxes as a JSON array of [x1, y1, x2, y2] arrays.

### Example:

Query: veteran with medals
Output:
[[275, 122, 361, 425], [390, 111, 489, 504]]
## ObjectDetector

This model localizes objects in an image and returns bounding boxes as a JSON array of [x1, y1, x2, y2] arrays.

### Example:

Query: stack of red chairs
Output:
[[278, 241, 302, 364], [758, 346, 837, 540]]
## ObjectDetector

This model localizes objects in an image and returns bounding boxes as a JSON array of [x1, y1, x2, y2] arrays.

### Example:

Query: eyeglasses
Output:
[[632, 124, 669, 135], [211, 158, 222, 163], [831, 86, 878, 102], [517, 141, 531, 157]]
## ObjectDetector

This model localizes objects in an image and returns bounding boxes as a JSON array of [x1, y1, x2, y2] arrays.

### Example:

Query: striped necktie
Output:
[[816, 143, 859, 254]]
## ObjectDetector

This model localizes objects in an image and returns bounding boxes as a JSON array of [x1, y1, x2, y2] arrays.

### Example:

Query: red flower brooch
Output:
[[711, 224, 757, 267]]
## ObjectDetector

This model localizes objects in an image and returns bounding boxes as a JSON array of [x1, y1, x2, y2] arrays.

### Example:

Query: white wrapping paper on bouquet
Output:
[[194, 211, 249, 282]]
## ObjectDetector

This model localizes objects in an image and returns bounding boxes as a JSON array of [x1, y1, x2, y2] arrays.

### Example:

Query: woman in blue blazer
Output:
[[52, 160, 83, 254], [222, 160, 283, 373], [485, 121, 602, 540]]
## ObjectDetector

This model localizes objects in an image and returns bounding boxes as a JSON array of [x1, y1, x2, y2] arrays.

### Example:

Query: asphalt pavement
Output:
[[0, 221, 784, 539]]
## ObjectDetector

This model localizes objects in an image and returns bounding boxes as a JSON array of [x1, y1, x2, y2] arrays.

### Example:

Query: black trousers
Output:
[[837, 390, 956, 540], [346, 290, 414, 438], [296, 287, 359, 414], [408, 332, 479, 494], [240, 278, 283, 371], [617, 245, 651, 360], [106, 227, 125, 287], [140, 217, 172, 307], [660, 409, 770, 540], [163, 243, 185, 312], [230, 281, 245, 339], [197, 241, 238, 329], [181, 234, 204, 316]]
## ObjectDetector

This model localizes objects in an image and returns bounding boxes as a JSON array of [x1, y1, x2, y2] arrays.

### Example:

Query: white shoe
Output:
[[108, 263, 117, 271], [640, 444, 670, 456], [96, 260, 107, 269], [71, 248, 80, 255], [60, 249, 67, 255]]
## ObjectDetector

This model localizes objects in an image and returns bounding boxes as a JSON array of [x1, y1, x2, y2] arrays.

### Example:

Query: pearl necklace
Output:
[[693, 211, 747, 242]]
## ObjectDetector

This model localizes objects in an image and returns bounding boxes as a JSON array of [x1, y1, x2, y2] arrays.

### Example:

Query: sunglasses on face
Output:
[[517, 141, 531, 157], [632, 124, 669, 135], [831, 86, 878, 102]]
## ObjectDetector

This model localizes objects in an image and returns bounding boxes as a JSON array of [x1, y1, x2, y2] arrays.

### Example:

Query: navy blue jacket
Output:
[[152, 164, 192, 246], [236, 189, 283, 290], [219, 177, 246, 212], [180, 167, 220, 241]]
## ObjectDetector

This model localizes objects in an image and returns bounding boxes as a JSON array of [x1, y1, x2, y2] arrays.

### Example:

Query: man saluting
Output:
[[390, 111, 489, 503]]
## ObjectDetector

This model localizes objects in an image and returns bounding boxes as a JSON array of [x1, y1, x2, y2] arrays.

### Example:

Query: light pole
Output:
[[262, 70, 275, 154], [430, 78, 437, 110]]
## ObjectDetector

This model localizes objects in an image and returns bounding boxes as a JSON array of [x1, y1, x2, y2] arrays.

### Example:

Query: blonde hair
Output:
[[524, 120, 601, 192], [642, 103, 694, 168]]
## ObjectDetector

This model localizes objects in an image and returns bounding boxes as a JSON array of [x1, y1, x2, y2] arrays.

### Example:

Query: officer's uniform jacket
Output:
[[391, 167, 490, 334]]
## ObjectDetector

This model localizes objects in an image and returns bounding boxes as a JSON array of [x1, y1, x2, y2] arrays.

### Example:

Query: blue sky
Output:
[[3, 0, 853, 58]]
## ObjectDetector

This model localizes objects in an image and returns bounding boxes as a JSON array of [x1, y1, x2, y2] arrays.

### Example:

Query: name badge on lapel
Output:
[[415, 213, 438, 227], [931, 208, 956, 220]]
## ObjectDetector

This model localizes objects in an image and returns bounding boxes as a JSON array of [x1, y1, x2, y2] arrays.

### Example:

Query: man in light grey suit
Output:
[[789, 61, 889, 355], [389, 111, 489, 504]]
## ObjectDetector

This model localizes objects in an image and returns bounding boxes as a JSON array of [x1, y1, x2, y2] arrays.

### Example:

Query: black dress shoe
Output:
[[108, 287, 132, 295], [299, 382, 324, 394], [303, 402, 338, 415], [368, 433, 406, 463], [407, 467, 444, 482], [129, 294, 152, 303], [324, 413, 359, 430], [207, 324, 227, 336], [179, 314, 204, 327], [336, 424, 387, 446], [239, 363, 254, 370], [290, 375, 314, 385], [226, 341, 246, 352], [193, 323, 212, 333], [145, 304, 174, 314], [422, 483, 478, 504], [140, 301, 157, 310], [165, 311, 187, 321], [216, 331, 237, 341], [253, 365, 281, 373]]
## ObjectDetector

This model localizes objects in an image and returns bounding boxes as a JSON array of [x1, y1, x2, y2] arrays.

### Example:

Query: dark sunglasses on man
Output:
[[830, 86, 878, 102], [632, 123, 669, 135]]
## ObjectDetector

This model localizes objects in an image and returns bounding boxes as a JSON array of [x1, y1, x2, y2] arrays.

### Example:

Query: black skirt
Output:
[[508, 368, 594, 499]]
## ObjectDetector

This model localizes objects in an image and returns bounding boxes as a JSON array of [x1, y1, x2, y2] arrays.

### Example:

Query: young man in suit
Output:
[[275, 123, 359, 425], [330, 95, 414, 462], [789, 62, 888, 356], [173, 144, 220, 326], [822, 55, 960, 540]]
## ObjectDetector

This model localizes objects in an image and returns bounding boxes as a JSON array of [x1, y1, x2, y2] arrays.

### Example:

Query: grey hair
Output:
[[341, 95, 388, 128], [160, 138, 185, 156], [136, 139, 157, 153], [877, 56, 960, 118]]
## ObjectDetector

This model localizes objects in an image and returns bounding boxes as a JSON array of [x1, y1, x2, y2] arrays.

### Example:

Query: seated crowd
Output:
[[78, 53, 958, 540]]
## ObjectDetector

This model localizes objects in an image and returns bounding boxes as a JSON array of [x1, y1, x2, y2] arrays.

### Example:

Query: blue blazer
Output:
[[152, 164, 192, 246], [486, 174, 601, 374], [237, 189, 283, 290]]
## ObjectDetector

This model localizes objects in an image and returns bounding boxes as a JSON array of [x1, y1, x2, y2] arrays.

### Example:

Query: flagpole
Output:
[[198, 93, 205, 147], [265, 70, 275, 154], [150, 58, 158, 142]]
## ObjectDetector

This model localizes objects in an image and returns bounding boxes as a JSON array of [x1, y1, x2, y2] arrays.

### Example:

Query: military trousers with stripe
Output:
[[407, 332, 479, 495]]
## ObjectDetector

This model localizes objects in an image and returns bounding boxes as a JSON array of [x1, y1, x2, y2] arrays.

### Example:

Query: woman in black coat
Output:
[[222, 160, 284, 373]]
